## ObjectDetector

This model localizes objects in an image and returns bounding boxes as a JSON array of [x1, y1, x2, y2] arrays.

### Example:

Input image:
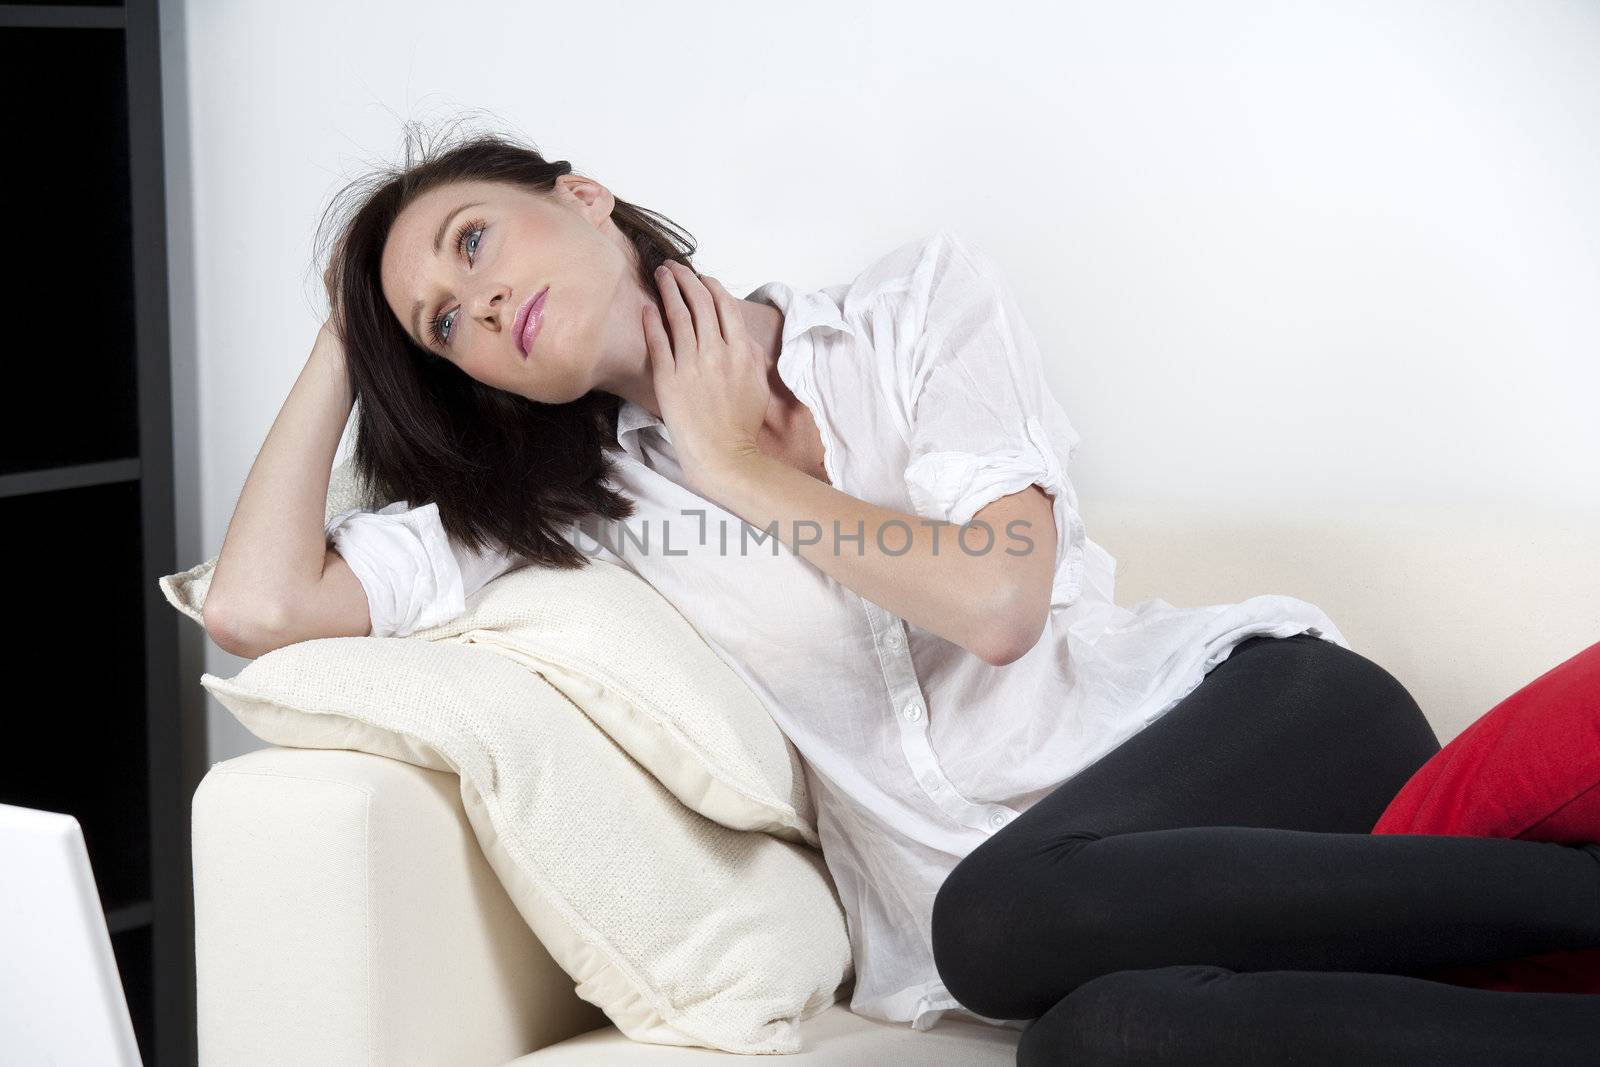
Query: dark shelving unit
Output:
[[0, 1, 203, 1064]]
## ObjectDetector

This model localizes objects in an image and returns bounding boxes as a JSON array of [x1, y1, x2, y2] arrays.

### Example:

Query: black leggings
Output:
[[930, 633, 1600, 1066]]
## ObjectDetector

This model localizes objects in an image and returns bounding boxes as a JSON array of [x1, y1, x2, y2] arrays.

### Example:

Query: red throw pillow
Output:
[[1370, 639, 1600, 993]]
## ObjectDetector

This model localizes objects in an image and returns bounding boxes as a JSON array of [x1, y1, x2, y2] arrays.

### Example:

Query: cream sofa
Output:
[[191, 498, 1600, 1065]]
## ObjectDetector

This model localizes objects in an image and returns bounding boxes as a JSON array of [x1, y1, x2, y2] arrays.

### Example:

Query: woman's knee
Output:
[[1016, 965, 1235, 1067], [931, 843, 1009, 1015], [932, 834, 1068, 1018], [933, 831, 1112, 1020]]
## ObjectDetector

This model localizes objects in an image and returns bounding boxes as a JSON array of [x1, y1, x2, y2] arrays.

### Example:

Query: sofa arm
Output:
[[192, 746, 609, 1066]]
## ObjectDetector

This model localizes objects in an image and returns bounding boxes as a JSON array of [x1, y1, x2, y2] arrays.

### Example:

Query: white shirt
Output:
[[325, 230, 1350, 1032]]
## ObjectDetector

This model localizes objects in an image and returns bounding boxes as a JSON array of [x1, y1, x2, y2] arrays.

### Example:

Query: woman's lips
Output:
[[518, 286, 549, 358]]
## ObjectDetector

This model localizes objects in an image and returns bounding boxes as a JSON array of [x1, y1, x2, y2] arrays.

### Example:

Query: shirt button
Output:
[[885, 629, 903, 650], [902, 701, 923, 722], [988, 810, 1010, 830]]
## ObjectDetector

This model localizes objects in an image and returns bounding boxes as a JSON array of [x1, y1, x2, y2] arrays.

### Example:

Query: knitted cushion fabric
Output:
[[159, 456, 818, 847], [1371, 639, 1600, 993], [195, 637, 852, 1053]]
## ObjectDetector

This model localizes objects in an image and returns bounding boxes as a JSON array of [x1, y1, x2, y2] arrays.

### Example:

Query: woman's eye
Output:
[[429, 222, 486, 349]]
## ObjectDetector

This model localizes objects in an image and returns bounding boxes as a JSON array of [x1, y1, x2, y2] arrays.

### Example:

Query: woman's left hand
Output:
[[643, 260, 771, 493]]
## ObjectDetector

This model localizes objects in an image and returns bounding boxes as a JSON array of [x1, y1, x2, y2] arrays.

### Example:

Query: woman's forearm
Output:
[[205, 322, 354, 644], [699, 450, 1053, 664]]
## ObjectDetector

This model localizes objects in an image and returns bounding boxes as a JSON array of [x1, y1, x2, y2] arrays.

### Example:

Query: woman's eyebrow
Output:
[[409, 200, 486, 345]]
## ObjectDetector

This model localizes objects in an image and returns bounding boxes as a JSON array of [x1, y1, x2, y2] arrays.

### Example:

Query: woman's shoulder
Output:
[[838, 229, 999, 322]]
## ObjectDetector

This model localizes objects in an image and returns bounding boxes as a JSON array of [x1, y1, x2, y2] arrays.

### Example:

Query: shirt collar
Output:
[[615, 279, 853, 457]]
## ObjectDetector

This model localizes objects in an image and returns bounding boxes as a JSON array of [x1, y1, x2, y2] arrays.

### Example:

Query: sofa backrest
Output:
[[1085, 497, 1600, 744]]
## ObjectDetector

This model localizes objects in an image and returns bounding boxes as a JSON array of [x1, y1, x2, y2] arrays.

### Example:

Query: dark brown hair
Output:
[[313, 117, 699, 568]]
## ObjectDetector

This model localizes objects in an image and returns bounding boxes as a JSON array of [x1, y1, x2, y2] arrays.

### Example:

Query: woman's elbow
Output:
[[977, 584, 1049, 667]]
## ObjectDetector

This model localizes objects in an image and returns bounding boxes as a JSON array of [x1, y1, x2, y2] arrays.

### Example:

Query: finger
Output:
[[662, 260, 718, 348], [701, 276, 748, 347], [654, 263, 694, 358], [641, 301, 674, 377]]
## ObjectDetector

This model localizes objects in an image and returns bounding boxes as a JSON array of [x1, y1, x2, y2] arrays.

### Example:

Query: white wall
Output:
[[167, 0, 1600, 763]]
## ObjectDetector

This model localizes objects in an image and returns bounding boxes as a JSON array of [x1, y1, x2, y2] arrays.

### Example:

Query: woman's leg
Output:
[[929, 634, 1600, 1057], [1017, 964, 1600, 1066]]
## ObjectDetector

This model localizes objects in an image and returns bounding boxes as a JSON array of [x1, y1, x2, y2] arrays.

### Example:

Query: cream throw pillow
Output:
[[197, 636, 852, 1053], [160, 457, 818, 847]]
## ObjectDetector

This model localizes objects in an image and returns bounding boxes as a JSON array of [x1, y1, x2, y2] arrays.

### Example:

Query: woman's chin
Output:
[[519, 375, 592, 407]]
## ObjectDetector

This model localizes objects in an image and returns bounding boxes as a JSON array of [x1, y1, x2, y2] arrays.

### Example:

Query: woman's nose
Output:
[[470, 289, 507, 327]]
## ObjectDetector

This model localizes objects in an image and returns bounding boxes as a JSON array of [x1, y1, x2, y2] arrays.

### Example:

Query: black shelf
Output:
[[0, 1, 203, 1064], [0, 458, 144, 500], [0, 25, 137, 476], [1, 481, 152, 911]]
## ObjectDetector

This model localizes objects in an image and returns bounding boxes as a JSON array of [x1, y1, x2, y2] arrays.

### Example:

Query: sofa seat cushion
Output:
[[510, 1004, 1020, 1065]]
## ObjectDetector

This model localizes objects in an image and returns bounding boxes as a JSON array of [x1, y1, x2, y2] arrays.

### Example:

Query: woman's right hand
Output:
[[314, 317, 347, 366], [309, 317, 353, 417]]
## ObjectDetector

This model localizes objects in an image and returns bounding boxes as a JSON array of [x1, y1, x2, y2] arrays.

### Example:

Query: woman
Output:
[[208, 127, 1600, 1064]]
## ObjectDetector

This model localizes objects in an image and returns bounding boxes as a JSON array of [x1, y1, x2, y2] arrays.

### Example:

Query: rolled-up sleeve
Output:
[[899, 230, 1090, 608], [323, 499, 520, 637]]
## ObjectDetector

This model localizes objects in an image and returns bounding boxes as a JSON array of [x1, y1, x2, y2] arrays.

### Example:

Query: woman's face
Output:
[[379, 175, 645, 403]]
